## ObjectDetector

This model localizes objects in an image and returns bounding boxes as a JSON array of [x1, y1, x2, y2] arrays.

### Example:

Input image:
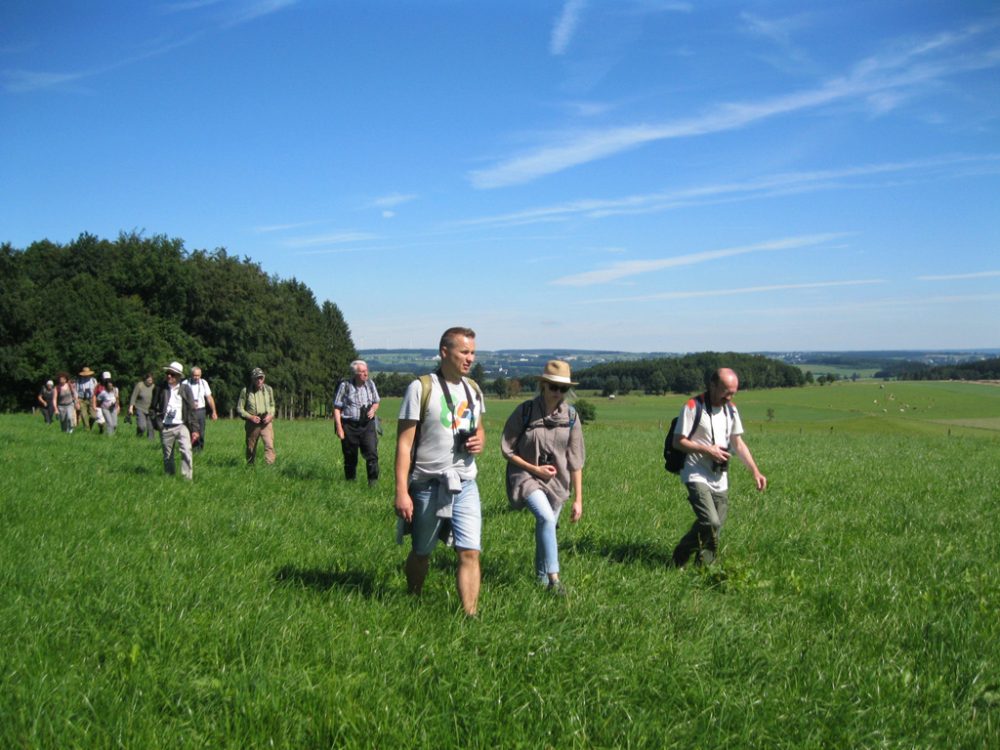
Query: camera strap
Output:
[[702, 393, 732, 447], [435, 371, 476, 433]]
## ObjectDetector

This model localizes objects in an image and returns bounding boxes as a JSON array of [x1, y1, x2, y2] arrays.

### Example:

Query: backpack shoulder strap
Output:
[[418, 373, 434, 422], [567, 404, 577, 429], [686, 393, 705, 439], [519, 398, 533, 429]]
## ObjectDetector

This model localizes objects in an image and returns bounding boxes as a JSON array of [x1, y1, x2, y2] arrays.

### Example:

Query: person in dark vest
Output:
[[152, 361, 200, 480]]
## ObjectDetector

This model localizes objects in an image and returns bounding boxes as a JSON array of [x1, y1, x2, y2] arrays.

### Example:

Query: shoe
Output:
[[547, 579, 567, 596]]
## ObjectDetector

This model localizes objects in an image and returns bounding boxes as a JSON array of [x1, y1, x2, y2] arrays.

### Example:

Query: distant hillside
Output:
[[359, 348, 999, 381], [360, 349, 673, 378]]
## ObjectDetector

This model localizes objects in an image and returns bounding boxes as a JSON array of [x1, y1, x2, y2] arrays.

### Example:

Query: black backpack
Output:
[[664, 396, 701, 473]]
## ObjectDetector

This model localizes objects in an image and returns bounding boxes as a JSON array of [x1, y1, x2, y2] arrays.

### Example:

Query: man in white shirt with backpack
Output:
[[394, 327, 486, 617], [671, 367, 767, 567]]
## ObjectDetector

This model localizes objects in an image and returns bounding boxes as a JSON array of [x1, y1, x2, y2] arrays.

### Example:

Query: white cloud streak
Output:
[[2, 33, 203, 93], [3, 2, 297, 93], [550, 233, 847, 286], [917, 270, 1000, 281], [457, 154, 1000, 228], [283, 232, 378, 248], [470, 21, 1000, 188], [587, 278, 885, 304], [222, 0, 299, 27], [551, 0, 586, 56], [367, 193, 418, 209]]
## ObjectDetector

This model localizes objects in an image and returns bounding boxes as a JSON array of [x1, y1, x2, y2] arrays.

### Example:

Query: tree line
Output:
[[574, 352, 806, 395], [890, 357, 1000, 382], [0, 233, 357, 415]]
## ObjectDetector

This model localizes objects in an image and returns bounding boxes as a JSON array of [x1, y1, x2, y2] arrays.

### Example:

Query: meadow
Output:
[[2, 381, 998, 749]]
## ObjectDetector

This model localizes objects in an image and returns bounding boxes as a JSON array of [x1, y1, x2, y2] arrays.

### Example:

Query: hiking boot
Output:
[[547, 579, 567, 596]]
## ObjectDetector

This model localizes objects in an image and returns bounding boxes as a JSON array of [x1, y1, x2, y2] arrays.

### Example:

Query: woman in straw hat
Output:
[[501, 360, 585, 595]]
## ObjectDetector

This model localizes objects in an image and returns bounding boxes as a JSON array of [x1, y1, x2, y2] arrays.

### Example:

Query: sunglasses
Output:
[[546, 383, 570, 393]]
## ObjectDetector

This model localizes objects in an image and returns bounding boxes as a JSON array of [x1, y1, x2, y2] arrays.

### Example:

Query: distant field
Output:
[[2, 381, 998, 748], [576, 380, 1000, 438], [792, 363, 881, 378]]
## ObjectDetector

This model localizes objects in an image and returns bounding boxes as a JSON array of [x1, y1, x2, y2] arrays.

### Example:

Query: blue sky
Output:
[[2, 0, 998, 353]]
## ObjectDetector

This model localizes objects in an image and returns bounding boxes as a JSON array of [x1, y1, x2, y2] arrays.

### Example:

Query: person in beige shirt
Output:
[[501, 360, 585, 596], [236, 367, 276, 465]]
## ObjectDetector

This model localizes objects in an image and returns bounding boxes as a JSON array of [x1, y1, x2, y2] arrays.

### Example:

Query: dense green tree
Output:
[[601, 375, 620, 397], [646, 370, 667, 395], [576, 352, 805, 395], [0, 234, 357, 415], [492, 374, 510, 399]]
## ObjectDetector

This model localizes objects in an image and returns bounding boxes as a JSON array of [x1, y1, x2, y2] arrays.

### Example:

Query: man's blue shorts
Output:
[[409, 478, 482, 555]]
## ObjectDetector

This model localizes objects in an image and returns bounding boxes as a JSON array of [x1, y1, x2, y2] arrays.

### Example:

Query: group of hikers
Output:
[[36, 362, 271, 479], [351, 326, 766, 617], [34, 325, 766, 616]]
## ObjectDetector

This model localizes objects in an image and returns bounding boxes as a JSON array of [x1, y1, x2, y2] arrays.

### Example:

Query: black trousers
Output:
[[341, 419, 379, 481], [192, 408, 207, 450]]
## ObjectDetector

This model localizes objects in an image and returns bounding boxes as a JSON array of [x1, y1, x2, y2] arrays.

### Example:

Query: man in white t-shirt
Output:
[[183, 366, 218, 451], [671, 367, 767, 567], [394, 327, 486, 616]]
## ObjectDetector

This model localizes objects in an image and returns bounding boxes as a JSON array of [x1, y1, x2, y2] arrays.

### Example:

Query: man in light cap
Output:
[[150, 361, 200, 479], [237, 367, 276, 465]]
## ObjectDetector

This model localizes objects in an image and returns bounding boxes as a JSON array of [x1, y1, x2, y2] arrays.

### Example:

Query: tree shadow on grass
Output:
[[274, 564, 387, 599], [565, 533, 675, 568]]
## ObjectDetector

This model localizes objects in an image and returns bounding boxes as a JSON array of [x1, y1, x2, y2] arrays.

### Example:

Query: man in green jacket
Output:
[[237, 367, 276, 465]]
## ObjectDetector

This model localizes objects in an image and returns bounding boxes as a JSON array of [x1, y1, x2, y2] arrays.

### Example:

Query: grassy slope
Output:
[[1, 381, 998, 748]]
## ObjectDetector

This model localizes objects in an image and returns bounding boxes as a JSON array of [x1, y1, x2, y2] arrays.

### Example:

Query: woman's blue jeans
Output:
[[525, 489, 563, 580]]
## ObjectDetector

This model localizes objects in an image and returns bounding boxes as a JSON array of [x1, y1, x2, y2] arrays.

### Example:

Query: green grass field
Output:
[[2, 381, 999, 748]]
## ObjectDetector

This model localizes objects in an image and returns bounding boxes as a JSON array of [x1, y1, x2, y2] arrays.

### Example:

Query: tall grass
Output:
[[2, 382, 998, 748]]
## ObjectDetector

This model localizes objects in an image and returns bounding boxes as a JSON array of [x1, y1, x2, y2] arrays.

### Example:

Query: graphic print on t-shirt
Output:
[[438, 393, 472, 431]]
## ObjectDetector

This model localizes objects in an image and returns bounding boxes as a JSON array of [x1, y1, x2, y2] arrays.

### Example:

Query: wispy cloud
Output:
[[253, 220, 326, 233], [223, 0, 299, 27], [917, 270, 1000, 281], [458, 154, 1000, 228], [550, 233, 847, 286], [741, 12, 800, 47], [587, 278, 884, 304], [551, 0, 586, 56], [470, 21, 1000, 187], [283, 232, 378, 248], [366, 193, 418, 209], [3, 1, 296, 93], [2, 33, 203, 93]]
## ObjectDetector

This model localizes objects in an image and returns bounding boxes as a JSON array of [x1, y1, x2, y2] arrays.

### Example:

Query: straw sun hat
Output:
[[538, 360, 578, 386]]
